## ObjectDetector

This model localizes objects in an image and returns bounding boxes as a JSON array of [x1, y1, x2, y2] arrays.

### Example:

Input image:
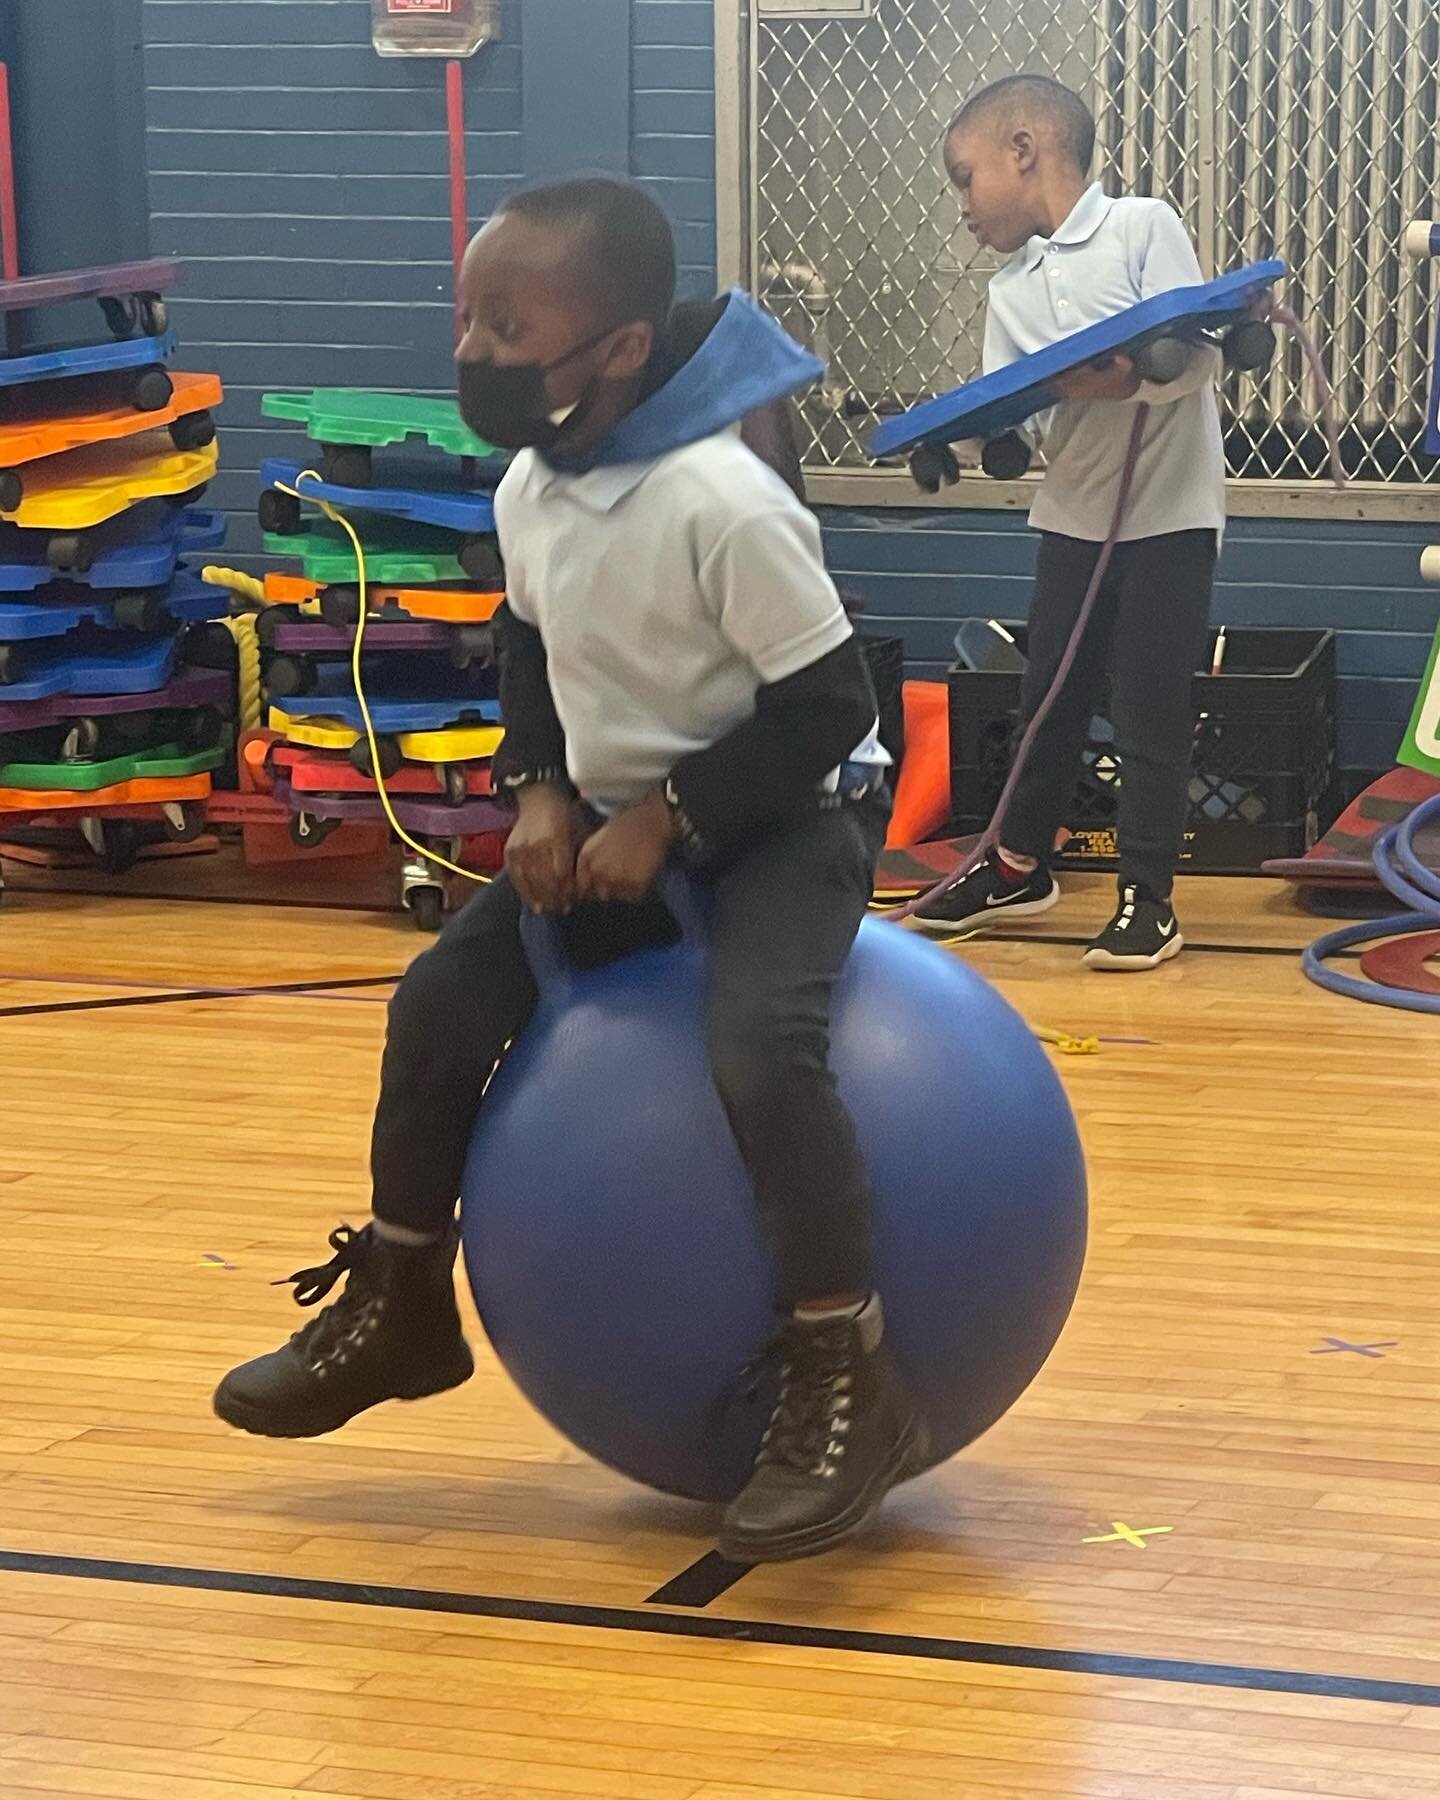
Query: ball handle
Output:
[[518, 863, 710, 994]]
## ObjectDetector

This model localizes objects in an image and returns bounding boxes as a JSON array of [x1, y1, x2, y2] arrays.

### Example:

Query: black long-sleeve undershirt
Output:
[[494, 604, 878, 857]]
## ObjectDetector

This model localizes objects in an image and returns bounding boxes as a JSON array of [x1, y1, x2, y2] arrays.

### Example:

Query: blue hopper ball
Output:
[[462, 883, 1087, 1502]]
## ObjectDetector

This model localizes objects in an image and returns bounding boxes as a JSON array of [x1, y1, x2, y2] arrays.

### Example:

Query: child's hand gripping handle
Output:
[[518, 862, 709, 998]]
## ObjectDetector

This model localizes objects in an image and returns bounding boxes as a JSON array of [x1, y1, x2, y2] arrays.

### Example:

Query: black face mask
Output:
[[458, 325, 617, 452]]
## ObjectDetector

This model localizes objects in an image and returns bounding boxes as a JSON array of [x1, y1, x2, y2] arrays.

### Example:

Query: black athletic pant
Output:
[[1000, 528, 1217, 896], [370, 799, 888, 1305]]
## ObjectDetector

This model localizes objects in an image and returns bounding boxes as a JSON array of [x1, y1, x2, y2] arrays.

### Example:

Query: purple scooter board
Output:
[[0, 259, 180, 333], [264, 617, 484, 654], [869, 260, 1285, 479], [0, 664, 231, 734], [273, 771, 509, 837]]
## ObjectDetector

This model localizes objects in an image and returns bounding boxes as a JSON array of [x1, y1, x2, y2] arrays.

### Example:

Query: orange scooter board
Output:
[[0, 373, 221, 503], [0, 771, 212, 812], [263, 570, 504, 625]]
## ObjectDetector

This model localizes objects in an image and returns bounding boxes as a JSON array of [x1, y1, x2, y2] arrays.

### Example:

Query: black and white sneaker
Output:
[[912, 850, 1058, 937], [1082, 884, 1183, 971]]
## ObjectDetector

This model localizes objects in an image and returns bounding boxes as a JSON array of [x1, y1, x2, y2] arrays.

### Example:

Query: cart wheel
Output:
[[100, 822, 142, 875], [61, 718, 101, 761], [350, 734, 402, 780], [442, 764, 468, 807], [258, 489, 303, 537], [449, 623, 495, 670], [407, 885, 445, 933], [132, 366, 174, 413], [0, 469, 21, 512], [254, 604, 286, 651], [169, 484, 211, 512], [319, 584, 362, 628], [0, 644, 18, 685], [265, 654, 312, 698], [180, 705, 224, 751], [169, 410, 216, 453], [322, 444, 372, 489], [113, 590, 164, 633], [1131, 335, 1191, 385], [162, 802, 205, 843], [113, 710, 154, 743], [46, 532, 94, 573], [289, 811, 340, 849], [183, 621, 239, 671], [458, 537, 504, 584], [1223, 318, 1277, 374], [981, 431, 1033, 481], [100, 294, 138, 339], [138, 295, 169, 338]]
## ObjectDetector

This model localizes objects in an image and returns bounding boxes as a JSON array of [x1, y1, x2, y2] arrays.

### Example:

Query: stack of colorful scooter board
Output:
[[0, 260, 234, 894], [256, 389, 510, 930]]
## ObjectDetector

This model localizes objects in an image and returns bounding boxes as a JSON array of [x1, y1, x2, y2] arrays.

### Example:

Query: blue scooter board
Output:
[[0, 630, 177, 702], [276, 692, 502, 732], [869, 260, 1285, 458], [260, 458, 497, 537], [0, 329, 179, 393], [0, 506, 226, 596], [0, 565, 229, 643]]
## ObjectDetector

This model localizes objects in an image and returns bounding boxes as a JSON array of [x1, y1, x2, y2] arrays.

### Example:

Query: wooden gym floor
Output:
[[1, 860, 1439, 1800]]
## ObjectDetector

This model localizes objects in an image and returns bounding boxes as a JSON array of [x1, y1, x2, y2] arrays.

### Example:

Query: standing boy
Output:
[[915, 75, 1224, 969]]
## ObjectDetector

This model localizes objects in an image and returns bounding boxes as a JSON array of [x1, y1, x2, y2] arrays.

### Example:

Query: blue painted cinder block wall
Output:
[[126, 0, 1432, 781]]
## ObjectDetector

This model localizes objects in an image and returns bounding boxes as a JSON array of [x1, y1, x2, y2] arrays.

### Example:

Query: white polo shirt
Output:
[[494, 428, 884, 815], [985, 183, 1227, 543]]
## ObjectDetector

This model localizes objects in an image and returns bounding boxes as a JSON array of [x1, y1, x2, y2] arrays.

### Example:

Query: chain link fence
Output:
[[749, 0, 1440, 489]]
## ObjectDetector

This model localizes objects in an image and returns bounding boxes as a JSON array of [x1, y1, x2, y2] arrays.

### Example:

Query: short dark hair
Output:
[[948, 75, 1096, 176], [498, 175, 678, 327]]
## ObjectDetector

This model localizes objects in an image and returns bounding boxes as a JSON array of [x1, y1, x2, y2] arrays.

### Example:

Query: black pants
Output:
[[370, 799, 888, 1305], [1000, 529, 1217, 896]]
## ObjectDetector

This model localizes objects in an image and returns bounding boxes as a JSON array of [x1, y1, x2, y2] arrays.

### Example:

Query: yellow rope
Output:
[[220, 612, 263, 731], [203, 564, 265, 608]]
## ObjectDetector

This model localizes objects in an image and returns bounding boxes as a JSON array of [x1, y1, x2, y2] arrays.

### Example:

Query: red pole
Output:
[[0, 63, 20, 354], [446, 60, 468, 342]]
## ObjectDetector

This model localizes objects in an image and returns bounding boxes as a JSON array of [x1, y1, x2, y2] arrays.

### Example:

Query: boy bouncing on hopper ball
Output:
[[214, 177, 926, 1563]]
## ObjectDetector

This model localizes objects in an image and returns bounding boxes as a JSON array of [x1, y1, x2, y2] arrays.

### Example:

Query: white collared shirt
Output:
[[494, 428, 883, 814], [985, 183, 1227, 543]]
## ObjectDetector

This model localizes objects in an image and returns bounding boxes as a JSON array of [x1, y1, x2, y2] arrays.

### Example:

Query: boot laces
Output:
[[756, 1321, 857, 1479], [276, 1224, 387, 1373]]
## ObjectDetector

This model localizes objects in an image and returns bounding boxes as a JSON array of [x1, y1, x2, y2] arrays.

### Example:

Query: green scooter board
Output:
[[261, 389, 503, 486], [264, 523, 470, 586], [0, 740, 222, 791]]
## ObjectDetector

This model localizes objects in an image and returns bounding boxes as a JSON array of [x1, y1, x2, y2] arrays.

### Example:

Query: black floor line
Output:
[[644, 1550, 754, 1607], [5, 882, 396, 916], [0, 973, 400, 1019], [1, 1547, 1434, 1709]]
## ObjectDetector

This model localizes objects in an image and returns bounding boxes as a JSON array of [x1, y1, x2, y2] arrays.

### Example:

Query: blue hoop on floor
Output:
[[1301, 792, 1440, 1013]]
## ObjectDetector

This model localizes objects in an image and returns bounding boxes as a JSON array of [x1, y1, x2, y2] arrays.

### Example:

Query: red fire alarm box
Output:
[[371, 0, 500, 57]]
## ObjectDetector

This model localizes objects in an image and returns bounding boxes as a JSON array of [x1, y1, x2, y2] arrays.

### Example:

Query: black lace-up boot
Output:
[[213, 1223, 473, 1438], [719, 1295, 926, 1563]]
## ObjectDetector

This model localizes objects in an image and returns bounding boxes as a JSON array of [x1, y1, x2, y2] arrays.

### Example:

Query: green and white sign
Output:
[[1400, 616, 1440, 778]]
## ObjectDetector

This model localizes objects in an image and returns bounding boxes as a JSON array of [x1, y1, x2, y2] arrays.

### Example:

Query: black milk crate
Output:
[[946, 625, 1338, 874], [861, 633, 907, 777]]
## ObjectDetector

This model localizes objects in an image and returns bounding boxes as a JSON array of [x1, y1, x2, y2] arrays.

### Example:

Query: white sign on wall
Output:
[[758, 0, 873, 17]]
